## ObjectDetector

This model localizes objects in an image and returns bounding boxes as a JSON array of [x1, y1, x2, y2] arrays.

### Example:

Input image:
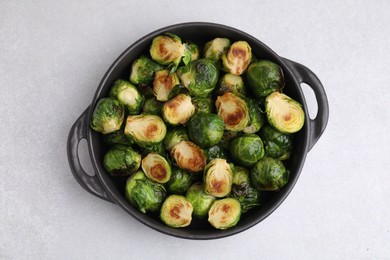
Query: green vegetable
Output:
[[221, 41, 252, 75], [203, 38, 231, 62], [191, 97, 214, 114], [153, 70, 180, 102], [142, 96, 163, 115], [171, 141, 207, 173], [166, 167, 193, 194], [177, 59, 219, 97], [90, 97, 124, 134], [160, 195, 193, 228], [186, 182, 216, 218], [259, 125, 293, 160], [137, 142, 166, 157], [229, 134, 265, 167], [150, 33, 186, 71], [243, 99, 266, 134], [124, 114, 166, 147], [204, 159, 233, 197], [217, 130, 241, 150], [162, 94, 195, 125], [215, 92, 249, 132], [208, 198, 241, 230], [250, 157, 289, 191], [103, 127, 134, 146], [130, 56, 163, 85], [216, 73, 246, 97], [125, 171, 166, 213], [109, 79, 144, 115], [205, 145, 227, 162], [246, 60, 285, 98], [103, 145, 141, 176], [141, 153, 171, 183], [265, 92, 305, 134], [187, 113, 225, 148], [183, 42, 200, 64], [163, 127, 189, 151]]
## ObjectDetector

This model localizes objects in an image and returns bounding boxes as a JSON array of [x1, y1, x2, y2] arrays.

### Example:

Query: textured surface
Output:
[[1, 0, 389, 259]]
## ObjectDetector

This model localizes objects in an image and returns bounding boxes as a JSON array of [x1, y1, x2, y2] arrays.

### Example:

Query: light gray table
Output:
[[1, 1, 389, 259]]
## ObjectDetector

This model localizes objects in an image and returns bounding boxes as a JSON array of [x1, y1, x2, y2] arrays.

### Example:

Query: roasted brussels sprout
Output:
[[215, 92, 250, 132], [163, 127, 189, 151], [160, 195, 193, 228], [187, 113, 225, 148], [90, 98, 124, 134], [246, 60, 285, 98], [222, 41, 252, 75], [205, 145, 227, 162], [125, 171, 166, 213], [124, 114, 166, 147], [108, 79, 144, 115], [183, 42, 200, 64], [231, 166, 260, 213], [186, 182, 216, 218], [150, 33, 185, 69], [171, 141, 207, 173], [162, 94, 195, 125], [130, 56, 163, 85], [203, 38, 231, 62], [250, 157, 289, 191], [191, 97, 214, 114], [216, 73, 246, 97], [243, 99, 266, 134], [138, 142, 166, 157], [103, 145, 141, 176], [141, 153, 171, 183], [153, 70, 180, 102], [177, 59, 219, 97], [142, 96, 163, 115], [166, 167, 193, 194], [208, 198, 241, 230], [260, 125, 293, 160], [265, 92, 305, 134], [229, 134, 265, 167], [103, 127, 134, 146], [204, 159, 233, 198], [217, 130, 242, 150]]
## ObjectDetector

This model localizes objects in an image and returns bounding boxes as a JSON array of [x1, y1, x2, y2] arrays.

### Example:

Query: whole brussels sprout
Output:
[[171, 141, 207, 173], [103, 145, 141, 176], [183, 42, 200, 64], [125, 171, 166, 213], [141, 153, 172, 183], [260, 125, 293, 160], [103, 127, 134, 146], [153, 70, 180, 102], [187, 113, 225, 148], [90, 97, 124, 134], [204, 159, 233, 198], [229, 134, 265, 167], [162, 94, 195, 125], [163, 127, 189, 151], [160, 195, 193, 228], [243, 99, 266, 134], [205, 145, 227, 162], [186, 182, 216, 218], [150, 33, 186, 70], [221, 41, 252, 75], [191, 97, 214, 114], [250, 157, 289, 191], [265, 92, 305, 134], [108, 79, 144, 115], [215, 92, 250, 132], [230, 166, 260, 213], [246, 60, 285, 98], [166, 167, 193, 194], [203, 38, 231, 62], [215, 73, 247, 97], [208, 198, 241, 230], [217, 130, 242, 150], [130, 56, 163, 85], [124, 114, 167, 147], [177, 59, 219, 97], [142, 96, 163, 115]]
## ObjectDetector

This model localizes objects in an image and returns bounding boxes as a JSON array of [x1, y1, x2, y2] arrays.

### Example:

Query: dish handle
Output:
[[67, 107, 114, 203], [282, 58, 329, 151]]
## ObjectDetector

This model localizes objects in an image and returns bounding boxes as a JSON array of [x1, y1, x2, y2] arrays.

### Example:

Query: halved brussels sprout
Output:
[[124, 114, 166, 147], [243, 99, 266, 134], [125, 171, 166, 213], [215, 92, 250, 132], [250, 157, 289, 191], [265, 92, 305, 133], [160, 195, 193, 228], [187, 113, 225, 148], [171, 141, 207, 173], [246, 60, 285, 98], [142, 96, 163, 115], [103, 127, 133, 146], [229, 134, 265, 167], [141, 153, 171, 183], [191, 97, 214, 114], [230, 166, 260, 213], [222, 41, 252, 75], [216, 73, 246, 96], [109, 79, 144, 115], [183, 42, 200, 64], [162, 94, 195, 125], [90, 98, 124, 134], [204, 159, 233, 197], [153, 70, 180, 102], [166, 166, 193, 194], [205, 145, 227, 162], [260, 124, 293, 160], [208, 198, 241, 230], [163, 127, 189, 151], [130, 56, 163, 85], [203, 38, 231, 61], [150, 33, 185, 69], [176, 59, 219, 97], [103, 145, 141, 176], [186, 182, 216, 218]]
